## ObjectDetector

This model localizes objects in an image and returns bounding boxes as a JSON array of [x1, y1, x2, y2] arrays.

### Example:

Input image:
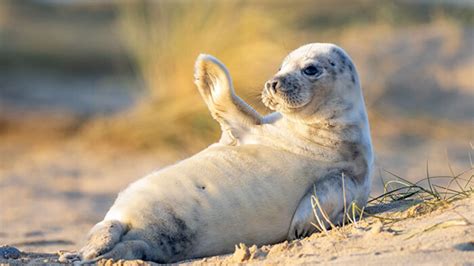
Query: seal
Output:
[[68, 43, 373, 263]]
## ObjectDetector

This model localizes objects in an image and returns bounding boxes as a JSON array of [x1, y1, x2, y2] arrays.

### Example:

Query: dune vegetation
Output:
[[0, 1, 472, 265]]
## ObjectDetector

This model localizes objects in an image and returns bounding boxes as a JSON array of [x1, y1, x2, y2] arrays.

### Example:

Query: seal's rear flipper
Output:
[[80, 240, 150, 264], [80, 220, 126, 260]]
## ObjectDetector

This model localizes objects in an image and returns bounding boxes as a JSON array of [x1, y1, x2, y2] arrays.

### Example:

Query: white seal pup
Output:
[[69, 43, 373, 263]]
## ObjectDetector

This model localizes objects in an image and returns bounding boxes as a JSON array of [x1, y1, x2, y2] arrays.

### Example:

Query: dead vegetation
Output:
[[78, 2, 474, 153], [0, 1, 473, 265]]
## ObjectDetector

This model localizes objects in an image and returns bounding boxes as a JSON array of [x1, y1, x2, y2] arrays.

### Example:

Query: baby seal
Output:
[[69, 43, 373, 263]]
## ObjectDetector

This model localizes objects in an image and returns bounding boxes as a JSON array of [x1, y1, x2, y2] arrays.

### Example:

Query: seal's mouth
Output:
[[262, 86, 311, 111]]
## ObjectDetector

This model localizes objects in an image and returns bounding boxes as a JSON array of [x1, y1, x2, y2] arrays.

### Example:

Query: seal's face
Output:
[[262, 43, 359, 117]]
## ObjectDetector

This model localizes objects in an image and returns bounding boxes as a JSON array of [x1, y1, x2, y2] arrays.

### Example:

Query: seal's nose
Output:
[[265, 79, 280, 93]]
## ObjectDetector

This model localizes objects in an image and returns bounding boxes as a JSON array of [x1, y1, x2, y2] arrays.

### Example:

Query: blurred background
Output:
[[0, 0, 472, 254]]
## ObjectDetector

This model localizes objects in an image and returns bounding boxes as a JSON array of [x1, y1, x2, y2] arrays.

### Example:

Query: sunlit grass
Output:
[[84, 1, 292, 151], [83, 1, 472, 153], [310, 156, 473, 237]]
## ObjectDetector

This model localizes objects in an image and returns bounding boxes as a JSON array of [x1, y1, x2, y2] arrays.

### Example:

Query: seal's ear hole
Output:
[[201, 186, 206, 190], [329, 60, 336, 67]]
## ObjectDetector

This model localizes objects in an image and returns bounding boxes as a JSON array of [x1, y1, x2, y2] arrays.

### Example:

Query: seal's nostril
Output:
[[265, 79, 281, 93], [265, 81, 275, 94], [271, 81, 279, 90]]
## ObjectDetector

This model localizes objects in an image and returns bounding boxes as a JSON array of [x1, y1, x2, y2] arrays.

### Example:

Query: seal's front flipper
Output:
[[288, 175, 355, 240], [194, 54, 262, 145], [194, 54, 234, 111], [287, 190, 319, 240]]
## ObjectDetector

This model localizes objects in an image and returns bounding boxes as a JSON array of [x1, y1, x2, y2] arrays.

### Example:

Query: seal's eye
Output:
[[302, 65, 321, 77]]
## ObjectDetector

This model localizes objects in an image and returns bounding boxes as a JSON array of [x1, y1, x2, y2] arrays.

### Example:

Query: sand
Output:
[[199, 197, 474, 265], [0, 131, 473, 265], [1, 195, 473, 265]]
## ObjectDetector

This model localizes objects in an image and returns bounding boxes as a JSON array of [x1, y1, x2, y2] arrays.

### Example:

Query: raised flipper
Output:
[[194, 54, 263, 145]]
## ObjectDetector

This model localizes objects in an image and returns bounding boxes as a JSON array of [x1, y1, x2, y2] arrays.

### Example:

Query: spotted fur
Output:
[[70, 43, 373, 263]]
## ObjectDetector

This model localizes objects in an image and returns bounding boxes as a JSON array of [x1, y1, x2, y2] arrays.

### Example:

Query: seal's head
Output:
[[262, 43, 363, 121]]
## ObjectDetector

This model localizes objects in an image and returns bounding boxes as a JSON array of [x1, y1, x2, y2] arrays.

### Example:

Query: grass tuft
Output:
[[310, 160, 473, 234]]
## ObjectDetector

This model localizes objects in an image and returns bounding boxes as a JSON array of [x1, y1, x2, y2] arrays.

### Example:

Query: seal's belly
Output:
[[106, 144, 321, 259]]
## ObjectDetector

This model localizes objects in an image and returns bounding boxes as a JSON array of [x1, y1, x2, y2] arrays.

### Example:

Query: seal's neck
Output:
[[279, 95, 373, 165]]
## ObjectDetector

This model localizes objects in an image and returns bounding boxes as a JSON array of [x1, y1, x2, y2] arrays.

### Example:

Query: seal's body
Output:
[[71, 43, 373, 263], [103, 145, 330, 262]]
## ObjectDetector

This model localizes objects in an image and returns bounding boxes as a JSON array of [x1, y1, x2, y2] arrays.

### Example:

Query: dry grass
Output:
[[310, 153, 473, 237], [83, 1, 293, 151], [81, 2, 472, 153]]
